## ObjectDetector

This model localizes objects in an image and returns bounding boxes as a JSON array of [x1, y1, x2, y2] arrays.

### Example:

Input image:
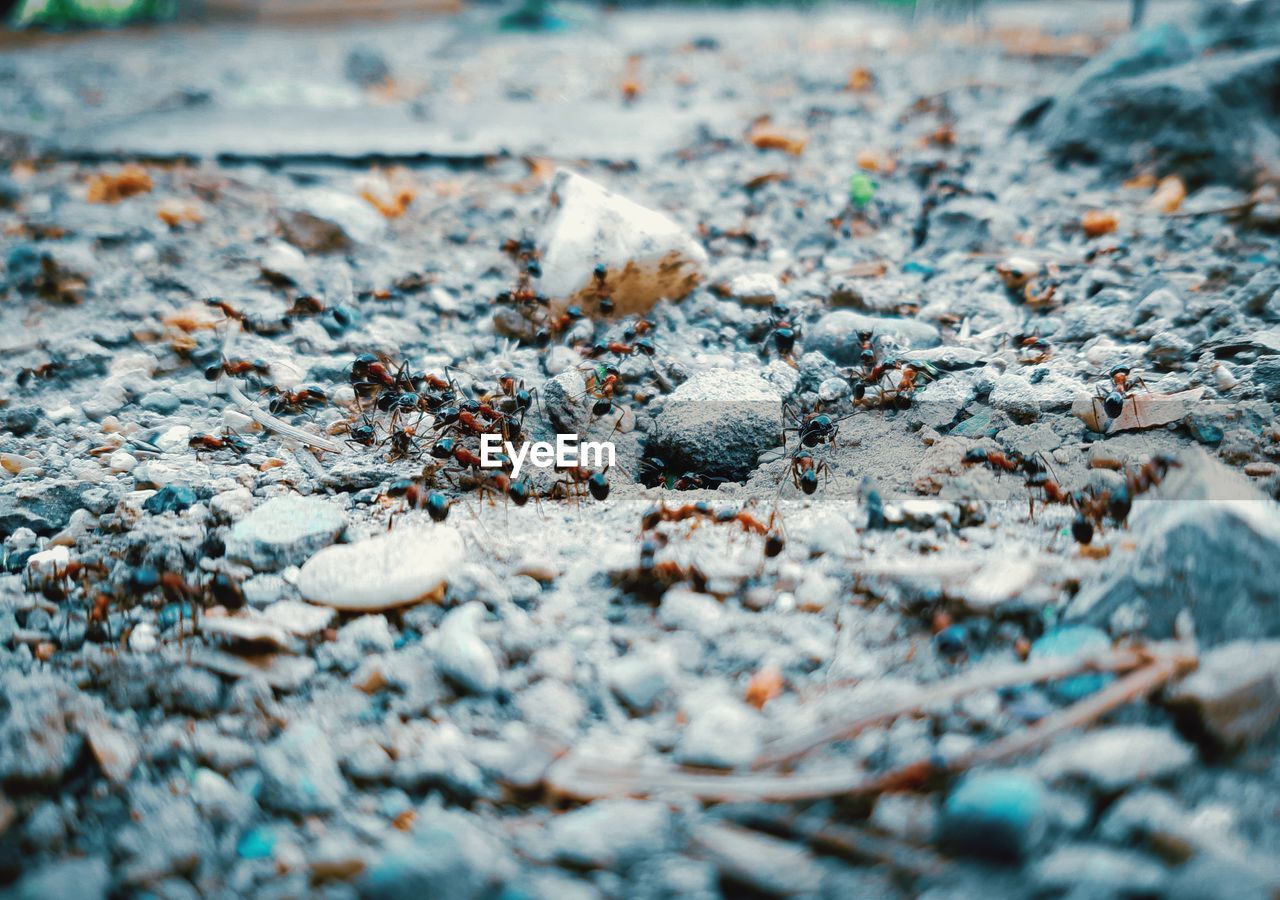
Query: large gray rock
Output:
[[539, 169, 707, 319], [548, 799, 672, 869], [361, 806, 512, 900], [1031, 30, 1280, 187], [1167, 640, 1280, 748], [921, 196, 1018, 255], [807, 310, 941, 366], [647, 369, 781, 482], [279, 189, 387, 253], [1068, 452, 1280, 645], [0, 672, 89, 786], [257, 722, 347, 815], [227, 495, 348, 571]]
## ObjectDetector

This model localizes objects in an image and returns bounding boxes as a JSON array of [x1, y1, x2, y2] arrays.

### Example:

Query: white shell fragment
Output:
[[539, 169, 707, 318], [298, 526, 465, 612]]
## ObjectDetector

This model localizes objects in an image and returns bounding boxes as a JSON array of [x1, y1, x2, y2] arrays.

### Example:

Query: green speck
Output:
[[849, 173, 877, 209]]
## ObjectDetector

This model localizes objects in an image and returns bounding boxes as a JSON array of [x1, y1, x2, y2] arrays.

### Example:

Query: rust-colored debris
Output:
[[85, 164, 153, 204]]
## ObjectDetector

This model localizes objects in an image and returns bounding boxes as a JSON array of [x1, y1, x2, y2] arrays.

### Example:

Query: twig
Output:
[[950, 651, 1195, 771], [542, 645, 1197, 805], [222, 377, 344, 454], [545, 755, 866, 803], [851, 652, 1195, 795], [754, 646, 1150, 769], [729, 808, 946, 879]]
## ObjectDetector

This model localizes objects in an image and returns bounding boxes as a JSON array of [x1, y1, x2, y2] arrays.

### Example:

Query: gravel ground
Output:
[[2, 2, 1280, 897]]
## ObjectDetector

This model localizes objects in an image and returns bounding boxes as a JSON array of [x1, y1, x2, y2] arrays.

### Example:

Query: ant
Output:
[[585, 338, 656, 360], [641, 501, 716, 531], [591, 263, 614, 315], [549, 465, 611, 502], [616, 534, 706, 596], [761, 303, 798, 360], [1093, 364, 1149, 426], [963, 446, 1024, 473], [1011, 331, 1052, 365], [1068, 454, 1178, 544], [189, 430, 251, 455], [286, 295, 326, 317], [784, 403, 844, 450], [385, 477, 451, 523], [638, 457, 717, 491], [267, 385, 328, 415], [784, 449, 830, 495], [206, 357, 271, 381]]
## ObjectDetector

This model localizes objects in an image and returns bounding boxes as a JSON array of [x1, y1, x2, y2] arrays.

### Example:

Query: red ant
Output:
[[1092, 364, 1149, 426], [591, 263, 614, 315], [286, 295, 326, 317], [784, 449, 830, 495], [761, 302, 798, 361], [384, 475, 451, 523], [206, 357, 270, 381], [548, 465, 611, 502], [267, 385, 328, 415], [189, 430, 251, 455]]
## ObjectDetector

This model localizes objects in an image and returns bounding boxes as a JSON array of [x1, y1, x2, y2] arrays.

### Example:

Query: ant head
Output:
[[857, 329, 874, 343], [635, 338, 656, 355], [594, 263, 607, 280], [387, 478, 414, 496], [964, 447, 988, 463], [526, 260, 542, 278], [566, 306, 585, 321], [431, 438, 455, 460], [1109, 364, 1132, 379], [437, 406, 460, 424]]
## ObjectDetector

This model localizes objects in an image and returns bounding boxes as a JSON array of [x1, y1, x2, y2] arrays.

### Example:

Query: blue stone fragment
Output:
[[237, 826, 276, 860], [1030, 624, 1115, 701], [143, 484, 197, 515], [941, 772, 1046, 862]]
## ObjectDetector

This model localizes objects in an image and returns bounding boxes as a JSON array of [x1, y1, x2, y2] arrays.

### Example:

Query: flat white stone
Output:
[[200, 615, 292, 649], [298, 525, 464, 612], [539, 169, 707, 318]]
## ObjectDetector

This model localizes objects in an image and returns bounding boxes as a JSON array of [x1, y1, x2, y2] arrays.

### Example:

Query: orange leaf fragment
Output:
[[745, 665, 785, 710], [1081, 209, 1118, 238], [749, 122, 809, 156], [357, 167, 418, 219], [157, 199, 203, 227], [85, 164, 152, 204], [1147, 175, 1186, 214], [846, 67, 876, 93], [856, 148, 896, 174]]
